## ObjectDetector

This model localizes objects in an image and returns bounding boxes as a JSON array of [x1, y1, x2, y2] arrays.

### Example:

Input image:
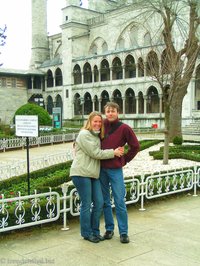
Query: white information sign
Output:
[[15, 115, 39, 137]]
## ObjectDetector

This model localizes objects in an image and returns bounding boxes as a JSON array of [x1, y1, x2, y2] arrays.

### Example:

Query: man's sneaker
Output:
[[104, 231, 114, 240], [120, 234, 130, 244]]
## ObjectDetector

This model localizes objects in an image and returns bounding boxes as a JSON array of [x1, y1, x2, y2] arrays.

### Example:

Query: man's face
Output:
[[104, 107, 119, 122]]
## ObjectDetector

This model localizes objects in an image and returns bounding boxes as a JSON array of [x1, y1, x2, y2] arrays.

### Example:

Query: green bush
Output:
[[14, 103, 52, 126], [173, 136, 183, 145]]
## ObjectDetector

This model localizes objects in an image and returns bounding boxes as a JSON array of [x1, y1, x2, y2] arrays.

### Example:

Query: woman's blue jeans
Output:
[[100, 168, 128, 235], [72, 176, 104, 238]]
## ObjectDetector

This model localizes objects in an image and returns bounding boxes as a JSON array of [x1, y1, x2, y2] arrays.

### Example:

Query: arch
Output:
[[146, 86, 159, 113], [125, 88, 136, 114], [125, 55, 136, 78], [47, 95, 53, 115], [146, 51, 159, 76], [55, 94, 63, 109], [144, 32, 151, 46], [89, 44, 97, 55], [73, 64, 82, 85], [112, 57, 123, 80], [102, 42, 108, 53], [55, 68, 63, 86], [113, 89, 123, 113], [138, 57, 144, 77], [94, 65, 99, 82], [100, 59, 110, 81], [116, 37, 125, 50], [101, 90, 110, 111], [73, 93, 81, 116], [130, 26, 138, 47], [84, 92, 92, 115], [93, 95, 99, 111], [161, 49, 170, 74], [83, 62, 92, 83], [138, 91, 144, 114], [47, 69, 53, 88], [89, 37, 106, 55]]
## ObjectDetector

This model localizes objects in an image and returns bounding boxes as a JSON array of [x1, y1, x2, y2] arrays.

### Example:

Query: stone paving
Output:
[[0, 136, 200, 265]]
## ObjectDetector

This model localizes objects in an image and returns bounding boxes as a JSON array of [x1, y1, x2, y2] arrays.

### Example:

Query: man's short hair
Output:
[[104, 102, 120, 112]]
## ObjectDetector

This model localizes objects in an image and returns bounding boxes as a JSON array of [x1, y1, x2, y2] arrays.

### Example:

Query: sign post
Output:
[[15, 115, 39, 195]]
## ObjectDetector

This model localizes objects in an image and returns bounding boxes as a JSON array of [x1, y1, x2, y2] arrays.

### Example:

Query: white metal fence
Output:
[[0, 133, 77, 152], [0, 150, 74, 181], [0, 166, 199, 233]]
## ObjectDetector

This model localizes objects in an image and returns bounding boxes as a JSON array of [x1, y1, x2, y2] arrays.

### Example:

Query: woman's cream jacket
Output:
[[70, 129, 114, 179]]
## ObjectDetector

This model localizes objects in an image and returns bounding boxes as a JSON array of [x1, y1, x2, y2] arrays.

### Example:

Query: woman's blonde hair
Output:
[[83, 111, 104, 139]]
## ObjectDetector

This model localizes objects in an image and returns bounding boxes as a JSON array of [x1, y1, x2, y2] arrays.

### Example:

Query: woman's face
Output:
[[91, 115, 102, 131]]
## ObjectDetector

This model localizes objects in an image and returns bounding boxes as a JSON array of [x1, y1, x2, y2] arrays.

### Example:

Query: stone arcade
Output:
[[0, 0, 200, 128]]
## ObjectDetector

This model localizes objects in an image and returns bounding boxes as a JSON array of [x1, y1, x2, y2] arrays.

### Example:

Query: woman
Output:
[[70, 111, 123, 243]]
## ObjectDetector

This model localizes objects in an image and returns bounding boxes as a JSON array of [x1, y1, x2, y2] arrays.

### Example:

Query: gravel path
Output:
[[123, 142, 200, 177]]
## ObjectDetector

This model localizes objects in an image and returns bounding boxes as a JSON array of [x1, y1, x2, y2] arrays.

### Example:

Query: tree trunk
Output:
[[169, 91, 185, 141], [163, 103, 170, 164]]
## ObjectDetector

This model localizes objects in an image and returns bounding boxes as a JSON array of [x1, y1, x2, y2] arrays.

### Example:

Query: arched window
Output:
[[47, 95, 53, 115], [74, 93, 81, 116], [112, 57, 123, 80], [125, 55, 136, 78], [94, 95, 99, 111], [55, 68, 63, 86], [138, 91, 144, 114], [84, 92, 92, 114], [94, 65, 99, 82], [125, 88, 136, 114], [113, 89, 123, 113], [146, 51, 159, 76], [83, 63, 92, 83], [73, 64, 82, 85], [100, 59, 110, 81], [147, 86, 159, 113], [101, 91, 110, 111], [47, 70, 53, 87]]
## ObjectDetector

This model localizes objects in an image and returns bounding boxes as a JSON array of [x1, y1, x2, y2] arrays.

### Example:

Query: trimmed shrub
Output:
[[14, 103, 52, 126], [173, 136, 183, 145]]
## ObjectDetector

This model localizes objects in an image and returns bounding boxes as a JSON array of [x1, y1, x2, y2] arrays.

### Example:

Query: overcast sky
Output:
[[0, 0, 87, 69]]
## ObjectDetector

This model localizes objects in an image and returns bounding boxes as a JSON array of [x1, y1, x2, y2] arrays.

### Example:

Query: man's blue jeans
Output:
[[72, 176, 104, 238], [100, 168, 128, 235]]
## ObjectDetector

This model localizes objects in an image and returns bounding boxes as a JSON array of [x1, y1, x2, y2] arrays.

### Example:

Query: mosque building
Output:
[[0, 0, 199, 128]]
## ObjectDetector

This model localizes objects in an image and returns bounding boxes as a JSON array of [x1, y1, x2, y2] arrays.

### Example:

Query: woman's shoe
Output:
[[94, 235, 105, 241], [84, 235, 100, 243]]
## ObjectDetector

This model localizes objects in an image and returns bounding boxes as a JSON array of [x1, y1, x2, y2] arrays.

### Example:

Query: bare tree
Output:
[[132, 0, 200, 164], [0, 25, 7, 66]]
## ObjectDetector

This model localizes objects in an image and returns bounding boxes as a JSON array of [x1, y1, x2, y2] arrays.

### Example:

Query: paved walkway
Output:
[[0, 135, 200, 265], [0, 194, 200, 266]]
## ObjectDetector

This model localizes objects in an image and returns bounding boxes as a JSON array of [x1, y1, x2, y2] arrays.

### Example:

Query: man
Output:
[[100, 102, 140, 244]]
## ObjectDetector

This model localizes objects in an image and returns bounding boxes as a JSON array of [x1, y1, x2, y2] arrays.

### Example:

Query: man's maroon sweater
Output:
[[101, 119, 140, 169]]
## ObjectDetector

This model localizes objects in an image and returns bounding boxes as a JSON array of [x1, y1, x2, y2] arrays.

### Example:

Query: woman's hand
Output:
[[114, 146, 124, 157]]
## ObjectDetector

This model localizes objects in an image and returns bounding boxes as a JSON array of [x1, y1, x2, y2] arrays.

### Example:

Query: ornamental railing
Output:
[[0, 133, 77, 152], [0, 166, 199, 233], [0, 150, 74, 181]]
